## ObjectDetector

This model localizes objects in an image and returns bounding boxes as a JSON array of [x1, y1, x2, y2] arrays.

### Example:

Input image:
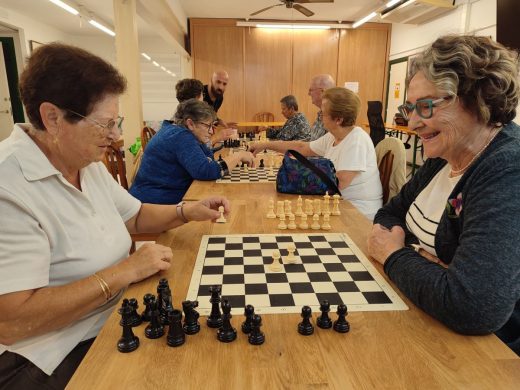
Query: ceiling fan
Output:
[[250, 0, 334, 18]]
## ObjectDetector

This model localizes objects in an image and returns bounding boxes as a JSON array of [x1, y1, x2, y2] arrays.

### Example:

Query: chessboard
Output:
[[216, 167, 279, 183], [186, 233, 408, 314]]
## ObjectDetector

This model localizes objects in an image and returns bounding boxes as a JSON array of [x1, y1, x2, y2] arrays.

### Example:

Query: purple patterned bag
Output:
[[276, 150, 340, 195]]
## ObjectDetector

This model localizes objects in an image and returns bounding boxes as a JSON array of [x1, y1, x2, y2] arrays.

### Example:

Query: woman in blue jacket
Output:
[[130, 99, 253, 204]]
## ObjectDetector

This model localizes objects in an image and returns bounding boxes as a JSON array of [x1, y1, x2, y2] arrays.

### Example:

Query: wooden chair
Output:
[[103, 143, 159, 253], [141, 126, 156, 150], [253, 112, 274, 123], [375, 137, 406, 204]]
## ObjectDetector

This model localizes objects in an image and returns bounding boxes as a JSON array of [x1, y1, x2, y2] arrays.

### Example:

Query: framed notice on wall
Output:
[[29, 40, 44, 53]]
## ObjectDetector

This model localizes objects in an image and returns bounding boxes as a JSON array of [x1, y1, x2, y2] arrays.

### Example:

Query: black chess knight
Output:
[[182, 300, 200, 335]]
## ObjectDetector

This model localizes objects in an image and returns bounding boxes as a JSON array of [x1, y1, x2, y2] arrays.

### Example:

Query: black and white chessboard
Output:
[[186, 233, 408, 314], [216, 167, 279, 183]]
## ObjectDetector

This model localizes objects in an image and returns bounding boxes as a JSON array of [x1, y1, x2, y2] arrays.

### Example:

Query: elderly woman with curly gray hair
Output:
[[367, 35, 520, 355]]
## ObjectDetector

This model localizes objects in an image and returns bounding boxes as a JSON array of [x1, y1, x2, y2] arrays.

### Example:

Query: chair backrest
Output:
[[103, 144, 129, 190], [375, 137, 407, 204], [367, 101, 385, 147], [141, 126, 156, 150], [253, 112, 274, 123]]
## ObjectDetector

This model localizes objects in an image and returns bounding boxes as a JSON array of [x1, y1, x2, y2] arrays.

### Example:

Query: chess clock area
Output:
[[67, 197, 520, 389]]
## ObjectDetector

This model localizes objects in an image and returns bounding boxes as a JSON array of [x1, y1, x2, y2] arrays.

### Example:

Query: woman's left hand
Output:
[[182, 197, 231, 222], [367, 224, 405, 265]]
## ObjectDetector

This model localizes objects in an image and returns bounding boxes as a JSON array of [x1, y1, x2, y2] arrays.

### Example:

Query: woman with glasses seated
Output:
[[130, 99, 254, 204], [0, 43, 232, 388], [368, 35, 520, 356]]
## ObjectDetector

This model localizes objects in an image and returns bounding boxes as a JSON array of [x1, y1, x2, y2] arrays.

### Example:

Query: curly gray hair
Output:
[[407, 34, 520, 126]]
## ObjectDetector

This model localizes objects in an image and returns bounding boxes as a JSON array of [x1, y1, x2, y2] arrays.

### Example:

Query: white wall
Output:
[[390, 0, 497, 60]]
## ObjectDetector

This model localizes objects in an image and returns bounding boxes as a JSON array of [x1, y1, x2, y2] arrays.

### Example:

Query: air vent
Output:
[[381, 0, 456, 25]]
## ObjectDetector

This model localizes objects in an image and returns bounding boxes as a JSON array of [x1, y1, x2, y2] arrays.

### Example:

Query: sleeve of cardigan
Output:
[[384, 154, 520, 335], [175, 132, 222, 180]]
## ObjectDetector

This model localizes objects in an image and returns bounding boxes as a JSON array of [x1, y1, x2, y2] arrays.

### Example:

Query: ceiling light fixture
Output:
[[48, 0, 79, 15], [352, 11, 378, 28], [236, 21, 351, 29], [88, 19, 115, 36], [141, 53, 151, 60]]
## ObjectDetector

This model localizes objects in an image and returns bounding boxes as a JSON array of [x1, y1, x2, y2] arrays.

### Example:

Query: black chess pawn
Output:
[[145, 298, 164, 339], [167, 309, 186, 347], [182, 300, 200, 335], [141, 293, 155, 322], [248, 314, 265, 345], [241, 304, 255, 334], [297, 306, 314, 336], [317, 300, 333, 329], [159, 286, 174, 325], [333, 304, 350, 333], [218, 154, 223, 162], [207, 285, 223, 328], [217, 299, 237, 343], [259, 159, 264, 168], [117, 300, 139, 353], [123, 298, 142, 327]]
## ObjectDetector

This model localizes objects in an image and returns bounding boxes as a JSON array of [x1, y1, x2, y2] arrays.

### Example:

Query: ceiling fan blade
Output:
[[293, 4, 315, 17], [295, 0, 334, 4], [250, 4, 283, 17]]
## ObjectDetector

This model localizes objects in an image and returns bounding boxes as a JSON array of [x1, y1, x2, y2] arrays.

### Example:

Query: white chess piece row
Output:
[[266, 193, 342, 220]]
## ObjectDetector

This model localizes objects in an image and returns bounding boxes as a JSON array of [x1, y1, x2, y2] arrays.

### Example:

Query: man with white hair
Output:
[[308, 74, 336, 141]]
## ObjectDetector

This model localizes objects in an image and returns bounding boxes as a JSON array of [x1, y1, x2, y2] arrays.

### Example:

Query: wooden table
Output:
[[236, 121, 285, 127], [67, 194, 520, 389]]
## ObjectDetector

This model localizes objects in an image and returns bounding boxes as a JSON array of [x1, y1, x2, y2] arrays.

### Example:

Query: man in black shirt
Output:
[[203, 70, 235, 127]]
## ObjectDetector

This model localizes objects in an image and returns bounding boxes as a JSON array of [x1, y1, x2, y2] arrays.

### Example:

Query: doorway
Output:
[[0, 41, 14, 140], [0, 36, 24, 125]]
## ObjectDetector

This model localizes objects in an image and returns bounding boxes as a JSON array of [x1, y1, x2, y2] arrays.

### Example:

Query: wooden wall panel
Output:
[[243, 28, 292, 121], [338, 24, 391, 125], [191, 20, 244, 122], [292, 29, 339, 126]]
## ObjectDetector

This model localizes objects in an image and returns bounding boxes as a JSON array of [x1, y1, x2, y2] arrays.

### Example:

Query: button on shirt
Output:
[[0, 125, 141, 375]]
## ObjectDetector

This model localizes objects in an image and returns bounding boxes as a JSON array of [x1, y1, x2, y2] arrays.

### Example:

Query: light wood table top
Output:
[[68, 196, 520, 389], [236, 121, 285, 127]]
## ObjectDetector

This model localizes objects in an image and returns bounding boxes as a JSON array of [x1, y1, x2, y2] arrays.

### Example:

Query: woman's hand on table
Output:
[[122, 243, 172, 283], [183, 196, 231, 222], [249, 142, 267, 156], [367, 224, 405, 265]]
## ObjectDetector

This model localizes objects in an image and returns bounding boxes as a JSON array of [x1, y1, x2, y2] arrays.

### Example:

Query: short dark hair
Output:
[[174, 99, 216, 126], [175, 78, 204, 102], [280, 95, 298, 111], [19, 42, 126, 130]]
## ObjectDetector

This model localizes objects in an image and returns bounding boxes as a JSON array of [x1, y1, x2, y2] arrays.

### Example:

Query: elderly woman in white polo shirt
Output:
[[250, 87, 383, 219], [0, 43, 230, 389]]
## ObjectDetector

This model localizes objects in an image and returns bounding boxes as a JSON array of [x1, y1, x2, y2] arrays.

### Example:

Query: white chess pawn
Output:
[[321, 213, 331, 230], [216, 206, 227, 223], [295, 196, 303, 216], [323, 191, 331, 204], [313, 199, 322, 216], [287, 214, 297, 229], [305, 199, 313, 216], [270, 250, 282, 272], [323, 199, 330, 215], [332, 194, 341, 215], [276, 201, 285, 218], [266, 198, 276, 219], [299, 213, 309, 229], [284, 200, 292, 216], [311, 214, 321, 230], [244, 164, 248, 172], [286, 243, 297, 264], [278, 214, 287, 230]]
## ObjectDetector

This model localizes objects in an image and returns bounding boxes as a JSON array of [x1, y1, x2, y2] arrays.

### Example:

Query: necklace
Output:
[[450, 127, 501, 176]]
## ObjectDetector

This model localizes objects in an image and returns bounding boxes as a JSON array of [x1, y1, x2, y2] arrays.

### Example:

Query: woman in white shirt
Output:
[[250, 87, 382, 219], [0, 43, 230, 389]]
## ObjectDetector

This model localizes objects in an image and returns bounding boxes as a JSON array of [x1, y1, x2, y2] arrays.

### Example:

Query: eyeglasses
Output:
[[398, 96, 452, 121], [197, 121, 215, 132], [63, 108, 124, 134], [308, 87, 323, 94]]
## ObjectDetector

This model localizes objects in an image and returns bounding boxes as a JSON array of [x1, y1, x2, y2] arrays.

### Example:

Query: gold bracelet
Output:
[[93, 273, 112, 301]]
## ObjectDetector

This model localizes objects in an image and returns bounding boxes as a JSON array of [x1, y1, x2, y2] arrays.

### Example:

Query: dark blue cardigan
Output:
[[375, 122, 520, 355], [130, 121, 222, 204]]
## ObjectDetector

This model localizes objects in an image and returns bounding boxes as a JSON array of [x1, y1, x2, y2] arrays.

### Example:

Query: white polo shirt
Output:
[[310, 127, 383, 219], [0, 125, 141, 375]]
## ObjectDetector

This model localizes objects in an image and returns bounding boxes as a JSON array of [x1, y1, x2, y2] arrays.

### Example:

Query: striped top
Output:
[[405, 165, 461, 256]]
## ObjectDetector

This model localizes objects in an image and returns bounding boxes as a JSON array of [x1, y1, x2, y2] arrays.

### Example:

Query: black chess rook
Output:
[[207, 285, 223, 328], [167, 309, 186, 347], [298, 305, 314, 336]]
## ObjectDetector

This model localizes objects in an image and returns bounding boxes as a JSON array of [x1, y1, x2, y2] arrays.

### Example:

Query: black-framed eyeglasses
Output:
[[63, 108, 124, 133], [398, 96, 452, 121], [197, 121, 215, 132]]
